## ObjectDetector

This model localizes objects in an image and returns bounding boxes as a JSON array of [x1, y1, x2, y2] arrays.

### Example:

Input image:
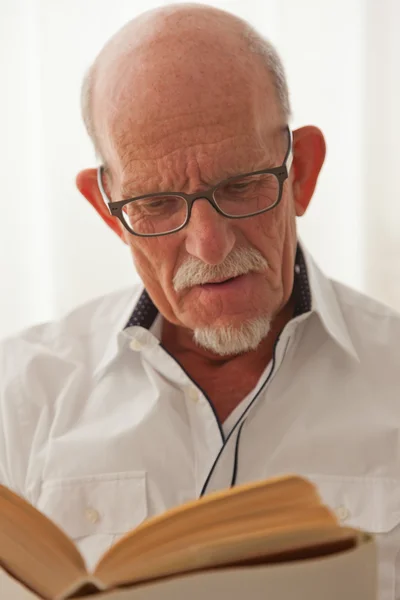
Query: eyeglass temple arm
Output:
[[284, 126, 293, 174], [97, 165, 113, 210]]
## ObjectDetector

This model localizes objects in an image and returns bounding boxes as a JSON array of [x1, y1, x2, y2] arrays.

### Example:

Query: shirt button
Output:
[[85, 507, 100, 524], [188, 386, 200, 402], [129, 339, 142, 351], [335, 505, 350, 522]]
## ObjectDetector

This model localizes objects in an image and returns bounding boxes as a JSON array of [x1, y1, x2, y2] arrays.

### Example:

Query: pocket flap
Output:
[[307, 474, 400, 533], [37, 471, 147, 539]]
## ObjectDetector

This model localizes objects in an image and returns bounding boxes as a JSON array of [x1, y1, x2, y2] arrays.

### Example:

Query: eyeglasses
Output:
[[97, 126, 293, 237]]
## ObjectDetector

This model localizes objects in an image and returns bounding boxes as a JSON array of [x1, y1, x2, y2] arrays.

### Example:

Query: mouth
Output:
[[202, 276, 237, 285], [199, 274, 247, 291]]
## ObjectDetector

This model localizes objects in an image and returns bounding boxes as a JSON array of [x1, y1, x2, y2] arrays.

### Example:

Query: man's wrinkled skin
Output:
[[76, 4, 325, 422]]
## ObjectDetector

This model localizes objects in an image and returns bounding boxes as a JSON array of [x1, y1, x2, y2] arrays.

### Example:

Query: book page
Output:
[[81, 534, 376, 600], [1, 533, 375, 600], [95, 475, 320, 576], [96, 505, 345, 586], [1, 566, 41, 600], [0, 485, 87, 600]]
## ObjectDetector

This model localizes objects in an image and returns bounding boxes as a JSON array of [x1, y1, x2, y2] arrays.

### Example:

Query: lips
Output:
[[202, 277, 236, 285], [198, 274, 250, 290]]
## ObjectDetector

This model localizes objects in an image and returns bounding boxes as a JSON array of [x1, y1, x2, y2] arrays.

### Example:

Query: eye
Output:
[[147, 199, 167, 209], [223, 179, 258, 195], [230, 182, 252, 190]]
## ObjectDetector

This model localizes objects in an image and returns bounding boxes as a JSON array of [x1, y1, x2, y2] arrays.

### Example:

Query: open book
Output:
[[0, 475, 376, 600]]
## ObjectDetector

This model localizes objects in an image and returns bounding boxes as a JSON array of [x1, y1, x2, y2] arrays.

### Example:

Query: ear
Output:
[[291, 126, 326, 216], [76, 168, 127, 243]]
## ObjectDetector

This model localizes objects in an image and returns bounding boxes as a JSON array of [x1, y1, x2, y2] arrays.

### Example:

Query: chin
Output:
[[192, 315, 271, 357]]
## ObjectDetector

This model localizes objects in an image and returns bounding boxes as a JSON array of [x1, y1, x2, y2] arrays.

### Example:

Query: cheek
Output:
[[241, 206, 285, 260], [240, 195, 296, 275], [127, 236, 190, 326], [128, 237, 179, 288]]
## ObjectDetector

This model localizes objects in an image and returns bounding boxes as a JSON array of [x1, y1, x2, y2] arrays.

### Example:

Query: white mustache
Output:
[[173, 247, 269, 292]]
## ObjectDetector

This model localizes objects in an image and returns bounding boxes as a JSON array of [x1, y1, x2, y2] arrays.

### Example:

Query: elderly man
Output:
[[1, 3, 399, 599]]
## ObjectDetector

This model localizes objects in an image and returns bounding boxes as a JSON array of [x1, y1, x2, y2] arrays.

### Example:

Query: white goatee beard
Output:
[[193, 316, 271, 357], [173, 246, 271, 356]]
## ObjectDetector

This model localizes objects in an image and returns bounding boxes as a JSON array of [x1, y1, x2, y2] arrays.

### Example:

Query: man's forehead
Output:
[[91, 6, 282, 178], [115, 131, 283, 199], [96, 45, 273, 130], [96, 65, 279, 176]]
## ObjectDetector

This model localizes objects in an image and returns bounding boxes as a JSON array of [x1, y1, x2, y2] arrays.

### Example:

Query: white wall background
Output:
[[1, 0, 399, 338]]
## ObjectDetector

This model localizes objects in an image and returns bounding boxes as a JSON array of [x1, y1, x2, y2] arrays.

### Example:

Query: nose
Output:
[[184, 198, 236, 265]]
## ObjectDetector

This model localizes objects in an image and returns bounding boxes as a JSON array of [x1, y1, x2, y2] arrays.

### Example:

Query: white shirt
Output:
[[1, 245, 400, 600]]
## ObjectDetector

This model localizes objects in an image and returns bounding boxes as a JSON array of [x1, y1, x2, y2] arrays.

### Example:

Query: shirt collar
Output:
[[95, 242, 358, 379], [299, 243, 359, 361]]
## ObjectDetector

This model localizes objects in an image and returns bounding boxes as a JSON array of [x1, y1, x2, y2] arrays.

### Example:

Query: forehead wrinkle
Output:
[[118, 143, 277, 199], [109, 106, 251, 163], [109, 93, 283, 172], [97, 40, 278, 167]]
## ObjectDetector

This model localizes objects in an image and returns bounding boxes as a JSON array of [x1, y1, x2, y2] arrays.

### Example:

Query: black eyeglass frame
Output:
[[97, 126, 293, 237]]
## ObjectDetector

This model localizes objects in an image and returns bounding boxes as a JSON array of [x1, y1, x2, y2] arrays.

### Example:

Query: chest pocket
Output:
[[36, 471, 148, 569], [307, 475, 400, 600]]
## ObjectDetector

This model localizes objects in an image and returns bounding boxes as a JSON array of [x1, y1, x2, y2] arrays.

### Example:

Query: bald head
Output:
[[81, 3, 290, 164]]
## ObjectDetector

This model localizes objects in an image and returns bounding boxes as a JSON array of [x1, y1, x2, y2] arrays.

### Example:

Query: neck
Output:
[[161, 299, 294, 422]]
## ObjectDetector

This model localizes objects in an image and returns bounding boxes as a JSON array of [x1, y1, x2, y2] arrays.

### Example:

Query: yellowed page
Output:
[[0, 476, 313, 597], [0, 485, 87, 599], [95, 475, 320, 575], [97, 506, 342, 586]]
